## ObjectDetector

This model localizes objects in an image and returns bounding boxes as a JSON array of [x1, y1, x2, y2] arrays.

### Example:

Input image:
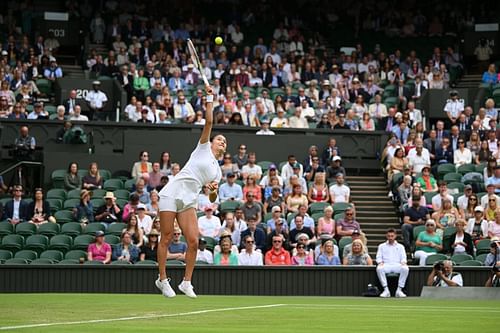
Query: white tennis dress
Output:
[[159, 141, 221, 212]]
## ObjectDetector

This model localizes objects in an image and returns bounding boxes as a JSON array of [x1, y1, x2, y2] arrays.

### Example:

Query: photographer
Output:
[[485, 238, 500, 287], [427, 260, 463, 287]]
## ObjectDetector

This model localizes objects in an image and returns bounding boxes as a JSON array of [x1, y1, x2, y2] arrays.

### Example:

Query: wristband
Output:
[[206, 94, 214, 103]]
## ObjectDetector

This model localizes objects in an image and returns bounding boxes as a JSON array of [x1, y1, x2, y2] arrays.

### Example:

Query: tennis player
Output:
[[156, 85, 225, 298]]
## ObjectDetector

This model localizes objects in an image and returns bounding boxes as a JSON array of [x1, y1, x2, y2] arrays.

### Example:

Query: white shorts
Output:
[[159, 195, 197, 213]]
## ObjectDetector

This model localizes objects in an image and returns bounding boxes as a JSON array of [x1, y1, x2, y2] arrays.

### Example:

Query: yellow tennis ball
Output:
[[215, 36, 223, 45]]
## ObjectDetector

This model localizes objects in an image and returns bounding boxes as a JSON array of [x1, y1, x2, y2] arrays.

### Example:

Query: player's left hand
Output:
[[207, 181, 218, 192]]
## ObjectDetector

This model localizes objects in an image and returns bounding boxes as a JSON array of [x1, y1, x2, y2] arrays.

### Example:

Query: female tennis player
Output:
[[156, 85, 226, 298]]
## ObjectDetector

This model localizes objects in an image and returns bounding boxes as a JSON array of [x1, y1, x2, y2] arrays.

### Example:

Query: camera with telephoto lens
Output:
[[433, 261, 444, 272]]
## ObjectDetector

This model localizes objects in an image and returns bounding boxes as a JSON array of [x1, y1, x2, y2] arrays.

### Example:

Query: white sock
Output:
[[384, 287, 389, 292]]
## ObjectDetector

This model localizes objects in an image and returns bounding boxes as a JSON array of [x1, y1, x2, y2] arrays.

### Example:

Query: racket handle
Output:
[[201, 74, 209, 86]]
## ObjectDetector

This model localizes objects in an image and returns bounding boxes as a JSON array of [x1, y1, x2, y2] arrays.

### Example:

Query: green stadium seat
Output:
[[450, 253, 474, 264], [220, 201, 240, 213], [457, 164, 476, 175], [0, 249, 13, 262], [37, 223, 60, 237], [40, 250, 64, 262], [63, 199, 80, 210], [135, 260, 157, 266], [54, 210, 75, 224], [57, 259, 80, 265], [437, 164, 456, 180], [90, 198, 105, 211], [30, 258, 55, 265], [475, 164, 487, 173], [333, 202, 352, 215], [476, 239, 492, 255], [443, 172, 462, 183], [51, 169, 67, 188], [124, 179, 136, 191], [425, 253, 448, 265], [77, 169, 88, 179], [309, 202, 329, 214], [423, 192, 437, 206], [0, 234, 24, 253], [334, 212, 345, 221], [447, 182, 464, 193], [383, 84, 396, 96], [73, 234, 94, 250], [15, 223, 37, 237], [36, 78, 53, 95], [311, 212, 324, 224], [104, 179, 124, 191], [46, 199, 63, 214], [412, 225, 426, 239], [107, 223, 126, 236], [257, 161, 275, 173], [459, 259, 483, 266], [67, 189, 82, 200], [46, 189, 67, 201], [65, 250, 87, 261], [24, 235, 49, 253], [110, 260, 131, 265], [116, 199, 129, 209], [84, 260, 104, 265], [113, 189, 130, 200], [60, 222, 82, 237], [3, 258, 28, 264], [0, 197, 11, 206], [383, 97, 398, 108], [166, 259, 185, 266], [475, 253, 488, 263], [195, 260, 211, 265], [49, 234, 73, 252], [14, 249, 38, 262], [338, 237, 352, 259], [91, 189, 107, 199], [104, 234, 120, 245], [0, 223, 14, 237], [100, 169, 112, 181]]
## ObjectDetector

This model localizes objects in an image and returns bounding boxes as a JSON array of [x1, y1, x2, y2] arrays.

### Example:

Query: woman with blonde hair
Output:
[[82, 162, 103, 190], [431, 198, 461, 230], [316, 205, 336, 238], [343, 239, 373, 265], [307, 172, 330, 203]]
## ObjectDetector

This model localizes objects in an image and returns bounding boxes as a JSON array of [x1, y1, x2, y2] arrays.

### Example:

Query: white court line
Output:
[[0, 304, 285, 331], [287, 304, 500, 313]]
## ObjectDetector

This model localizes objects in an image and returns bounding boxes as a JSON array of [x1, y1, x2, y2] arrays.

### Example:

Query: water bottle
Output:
[[122, 249, 130, 261]]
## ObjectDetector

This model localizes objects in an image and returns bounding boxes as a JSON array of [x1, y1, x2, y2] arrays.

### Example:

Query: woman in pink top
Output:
[[317, 205, 336, 238], [489, 211, 500, 238], [87, 231, 112, 263]]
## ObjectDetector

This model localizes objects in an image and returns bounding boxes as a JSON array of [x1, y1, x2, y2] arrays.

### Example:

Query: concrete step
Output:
[[356, 210, 398, 216]]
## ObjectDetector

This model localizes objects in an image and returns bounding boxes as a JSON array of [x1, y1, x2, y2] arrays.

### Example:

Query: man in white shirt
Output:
[[69, 105, 89, 121], [196, 237, 214, 264], [426, 260, 463, 287], [238, 235, 263, 265], [329, 173, 350, 203], [368, 94, 388, 120], [288, 107, 308, 129], [85, 81, 108, 121], [431, 181, 454, 211], [456, 185, 473, 210], [376, 228, 409, 298], [197, 206, 221, 239], [281, 155, 303, 182], [241, 152, 263, 181], [407, 138, 430, 174], [256, 119, 275, 135], [481, 183, 500, 207]]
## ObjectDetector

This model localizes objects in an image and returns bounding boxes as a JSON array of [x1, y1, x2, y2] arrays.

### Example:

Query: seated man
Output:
[[13, 126, 36, 161], [218, 173, 243, 202], [241, 192, 262, 223], [95, 192, 122, 225], [329, 173, 351, 204], [402, 196, 429, 251], [376, 228, 409, 298], [426, 260, 463, 287], [3, 185, 29, 224], [289, 204, 315, 232], [196, 237, 214, 264], [264, 234, 291, 265], [266, 206, 288, 234], [289, 214, 315, 249], [241, 152, 263, 182], [265, 218, 289, 252], [131, 178, 150, 204], [485, 238, 500, 287], [431, 181, 454, 211], [238, 235, 264, 265], [240, 216, 266, 252], [167, 228, 187, 261], [336, 207, 361, 237], [197, 206, 221, 239]]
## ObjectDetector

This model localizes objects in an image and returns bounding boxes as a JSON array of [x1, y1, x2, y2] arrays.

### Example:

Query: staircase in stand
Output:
[[455, 74, 482, 89], [347, 175, 400, 257]]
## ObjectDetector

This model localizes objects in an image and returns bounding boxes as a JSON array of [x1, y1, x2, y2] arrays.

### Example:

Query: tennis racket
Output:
[[187, 39, 209, 86]]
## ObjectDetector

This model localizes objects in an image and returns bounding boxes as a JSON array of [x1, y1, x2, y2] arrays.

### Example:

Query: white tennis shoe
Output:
[[379, 289, 391, 298], [395, 289, 407, 298], [155, 277, 176, 298], [178, 280, 197, 298]]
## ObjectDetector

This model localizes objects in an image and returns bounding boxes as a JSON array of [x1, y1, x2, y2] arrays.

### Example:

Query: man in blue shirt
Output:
[[218, 173, 243, 202], [487, 166, 500, 194]]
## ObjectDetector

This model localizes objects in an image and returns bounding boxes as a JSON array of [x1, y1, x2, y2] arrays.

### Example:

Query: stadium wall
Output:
[[0, 266, 491, 296], [0, 120, 388, 183]]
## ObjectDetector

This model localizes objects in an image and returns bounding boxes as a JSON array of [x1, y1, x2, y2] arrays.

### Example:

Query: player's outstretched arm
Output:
[[200, 85, 214, 144]]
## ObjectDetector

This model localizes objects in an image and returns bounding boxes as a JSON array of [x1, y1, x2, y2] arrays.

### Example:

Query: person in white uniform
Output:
[[156, 85, 226, 299], [376, 228, 409, 298]]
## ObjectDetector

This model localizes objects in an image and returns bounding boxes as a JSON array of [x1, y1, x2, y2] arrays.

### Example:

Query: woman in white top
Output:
[[156, 85, 226, 299], [453, 138, 472, 167]]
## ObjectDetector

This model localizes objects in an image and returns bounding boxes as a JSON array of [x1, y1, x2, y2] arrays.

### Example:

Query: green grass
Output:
[[0, 294, 498, 332]]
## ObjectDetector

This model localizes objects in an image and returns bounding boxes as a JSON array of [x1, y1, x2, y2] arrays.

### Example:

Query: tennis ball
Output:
[[215, 36, 223, 45]]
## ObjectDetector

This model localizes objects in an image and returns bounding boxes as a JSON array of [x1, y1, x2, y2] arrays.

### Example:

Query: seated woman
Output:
[[27, 188, 53, 225], [448, 219, 474, 256], [460, 194, 478, 221], [489, 211, 500, 238], [112, 231, 140, 263], [431, 198, 461, 231], [243, 176, 262, 203], [197, 185, 219, 213], [64, 162, 81, 191], [466, 206, 489, 243], [146, 190, 160, 219], [453, 139, 472, 167], [263, 186, 286, 214], [73, 189, 94, 224], [140, 229, 160, 262], [220, 153, 240, 181], [343, 239, 373, 266], [291, 243, 315, 266], [316, 240, 341, 265], [484, 194, 498, 221], [263, 176, 281, 201], [416, 166, 438, 193], [414, 219, 442, 266], [125, 214, 144, 247], [307, 172, 330, 203], [286, 184, 309, 215], [397, 175, 413, 212], [388, 148, 408, 183], [482, 63, 498, 84], [214, 237, 238, 265], [316, 205, 336, 239], [82, 162, 103, 190], [87, 231, 112, 264]]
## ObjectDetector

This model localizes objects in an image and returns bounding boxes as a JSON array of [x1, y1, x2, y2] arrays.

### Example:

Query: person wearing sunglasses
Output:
[[465, 206, 489, 243], [414, 219, 443, 266], [237, 235, 263, 266], [453, 138, 472, 167], [131, 150, 153, 180], [264, 234, 291, 265]]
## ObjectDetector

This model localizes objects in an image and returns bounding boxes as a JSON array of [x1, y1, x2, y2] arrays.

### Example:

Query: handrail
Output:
[[0, 161, 44, 177]]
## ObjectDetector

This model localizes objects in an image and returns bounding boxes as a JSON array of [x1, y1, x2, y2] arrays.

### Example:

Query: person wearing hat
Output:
[[43, 59, 63, 81], [270, 107, 289, 128], [255, 118, 275, 135], [73, 189, 94, 224], [465, 206, 489, 243], [326, 155, 346, 180], [137, 203, 153, 235], [402, 194, 430, 251], [140, 229, 161, 262], [87, 230, 112, 264], [85, 80, 108, 121], [198, 205, 221, 239], [218, 172, 243, 203], [444, 90, 464, 128], [95, 192, 121, 224], [484, 237, 500, 287], [414, 219, 443, 266], [195, 237, 214, 264], [27, 102, 49, 120]]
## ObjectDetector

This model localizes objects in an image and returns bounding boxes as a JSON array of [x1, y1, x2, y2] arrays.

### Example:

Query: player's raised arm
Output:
[[200, 85, 214, 144]]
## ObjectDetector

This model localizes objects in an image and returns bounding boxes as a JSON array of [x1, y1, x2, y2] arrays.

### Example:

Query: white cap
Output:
[[332, 156, 342, 162]]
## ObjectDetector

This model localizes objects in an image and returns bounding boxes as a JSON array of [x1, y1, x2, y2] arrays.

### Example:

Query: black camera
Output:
[[433, 262, 444, 271]]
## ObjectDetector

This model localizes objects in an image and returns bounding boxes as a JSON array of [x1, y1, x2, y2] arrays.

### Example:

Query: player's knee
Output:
[[185, 235, 198, 249], [160, 231, 173, 245]]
